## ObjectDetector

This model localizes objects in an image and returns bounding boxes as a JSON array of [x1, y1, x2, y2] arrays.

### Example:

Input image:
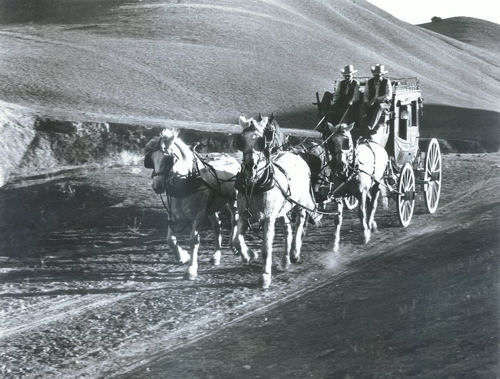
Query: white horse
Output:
[[323, 123, 388, 252], [145, 129, 240, 280], [234, 116, 318, 288]]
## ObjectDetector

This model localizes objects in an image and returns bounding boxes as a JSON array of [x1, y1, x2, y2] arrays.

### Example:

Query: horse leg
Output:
[[209, 212, 222, 266], [333, 200, 344, 253], [262, 218, 276, 289], [235, 217, 251, 263], [358, 191, 371, 244], [291, 209, 307, 263], [185, 216, 202, 280], [167, 226, 190, 264], [368, 186, 380, 233], [281, 215, 293, 270], [228, 200, 239, 253]]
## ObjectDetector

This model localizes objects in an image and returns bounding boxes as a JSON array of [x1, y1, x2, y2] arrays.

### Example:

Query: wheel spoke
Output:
[[432, 153, 439, 169], [432, 184, 439, 201], [424, 140, 442, 214], [429, 188, 435, 206], [397, 164, 416, 226], [406, 201, 413, 216]]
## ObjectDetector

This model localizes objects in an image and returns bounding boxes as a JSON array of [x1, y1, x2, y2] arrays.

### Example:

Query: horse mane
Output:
[[173, 136, 194, 162], [236, 114, 288, 153], [240, 117, 264, 134], [265, 116, 286, 150], [163, 130, 197, 166]]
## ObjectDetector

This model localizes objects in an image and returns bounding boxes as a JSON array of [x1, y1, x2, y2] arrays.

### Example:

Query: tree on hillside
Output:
[[431, 16, 443, 23]]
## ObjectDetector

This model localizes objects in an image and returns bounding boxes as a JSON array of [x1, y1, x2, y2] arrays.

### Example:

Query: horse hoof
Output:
[[371, 221, 378, 232], [290, 255, 301, 264], [262, 273, 272, 289], [333, 244, 340, 254], [240, 252, 251, 264], [281, 258, 291, 270], [363, 233, 371, 244], [185, 267, 198, 281], [250, 249, 259, 262], [211, 251, 222, 266]]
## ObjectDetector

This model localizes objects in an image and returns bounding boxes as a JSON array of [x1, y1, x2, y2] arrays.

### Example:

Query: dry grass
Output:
[[0, 0, 498, 129], [419, 16, 500, 51]]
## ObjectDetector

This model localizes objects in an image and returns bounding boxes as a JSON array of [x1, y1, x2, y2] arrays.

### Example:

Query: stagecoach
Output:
[[315, 77, 442, 227]]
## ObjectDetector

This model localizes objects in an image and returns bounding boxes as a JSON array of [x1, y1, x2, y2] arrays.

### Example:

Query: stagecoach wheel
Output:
[[424, 138, 442, 214], [343, 195, 359, 210], [397, 163, 415, 227]]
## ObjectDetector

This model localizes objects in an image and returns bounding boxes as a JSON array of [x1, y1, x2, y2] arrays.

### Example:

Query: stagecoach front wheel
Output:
[[397, 163, 415, 227], [343, 195, 358, 210], [424, 138, 442, 214]]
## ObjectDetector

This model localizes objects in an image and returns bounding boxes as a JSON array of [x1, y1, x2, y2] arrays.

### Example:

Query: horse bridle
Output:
[[150, 137, 181, 179], [328, 132, 354, 180]]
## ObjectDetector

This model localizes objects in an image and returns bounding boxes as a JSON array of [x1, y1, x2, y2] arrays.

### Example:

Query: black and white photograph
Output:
[[0, 0, 498, 377]]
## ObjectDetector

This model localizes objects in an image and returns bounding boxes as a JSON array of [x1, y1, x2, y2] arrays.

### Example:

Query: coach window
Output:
[[411, 100, 418, 126], [399, 105, 409, 140]]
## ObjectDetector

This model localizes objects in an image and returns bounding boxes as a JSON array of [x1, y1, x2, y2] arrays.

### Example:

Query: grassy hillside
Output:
[[419, 17, 500, 52], [0, 0, 498, 134]]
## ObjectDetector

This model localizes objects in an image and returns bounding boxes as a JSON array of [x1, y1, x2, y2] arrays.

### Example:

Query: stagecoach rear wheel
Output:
[[424, 138, 442, 214], [343, 195, 358, 210], [397, 163, 415, 227]]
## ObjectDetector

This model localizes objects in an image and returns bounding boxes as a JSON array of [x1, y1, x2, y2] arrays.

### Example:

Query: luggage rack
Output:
[[392, 77, 420, 93]]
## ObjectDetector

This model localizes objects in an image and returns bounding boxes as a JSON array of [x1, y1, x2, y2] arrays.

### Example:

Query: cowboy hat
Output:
[[340, 64, 357, 75], [371, 64, 388, 74]]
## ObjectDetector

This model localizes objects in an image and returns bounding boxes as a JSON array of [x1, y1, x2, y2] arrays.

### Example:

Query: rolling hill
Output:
[[0, 0, 498, 126], [419, 16, 500, 52], [0, 0, 499, 185]]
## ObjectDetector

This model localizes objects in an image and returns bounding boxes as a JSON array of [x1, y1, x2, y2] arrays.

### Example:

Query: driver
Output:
[[331, 64, 360, 125]]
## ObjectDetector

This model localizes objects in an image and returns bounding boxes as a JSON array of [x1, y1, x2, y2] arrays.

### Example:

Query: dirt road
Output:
[[1, 153, 499, 378]]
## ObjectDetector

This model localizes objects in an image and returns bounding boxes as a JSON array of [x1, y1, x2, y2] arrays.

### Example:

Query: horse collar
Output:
[[235, 160, 275, 194]]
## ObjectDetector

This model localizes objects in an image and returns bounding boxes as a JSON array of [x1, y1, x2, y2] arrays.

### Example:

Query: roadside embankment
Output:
[[0, 103, 236, 187], [0, 101, 496, 187]]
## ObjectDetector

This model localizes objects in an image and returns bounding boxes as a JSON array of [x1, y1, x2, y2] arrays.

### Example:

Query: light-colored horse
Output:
[[324, 123, 388, 252], [234, 116, 317, 288], [145, 129, 240, 280]]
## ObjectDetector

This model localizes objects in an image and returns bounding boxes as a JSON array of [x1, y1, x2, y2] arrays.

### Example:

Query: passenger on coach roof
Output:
[[363, 64, 392, 130], [331, 64, 360, 125]]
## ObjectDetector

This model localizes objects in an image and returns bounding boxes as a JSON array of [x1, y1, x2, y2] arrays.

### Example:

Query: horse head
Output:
[[146, 129, 195, 194], [263, 113, 287, 151], [236, 115, 281, 182], [325, 122, 354, 176]]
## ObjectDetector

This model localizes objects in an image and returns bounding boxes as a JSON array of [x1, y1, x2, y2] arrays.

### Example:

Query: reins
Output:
[[192, 150, 238, 197], [324, 138, 399, 198], [152, 141, 240, 233], [240, 151, 339, 217]]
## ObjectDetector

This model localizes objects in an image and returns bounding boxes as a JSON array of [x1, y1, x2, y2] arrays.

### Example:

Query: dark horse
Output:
[[315, 90, 390, 148], [314, 90, 390, 252], [320, 122, 388, 252]]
